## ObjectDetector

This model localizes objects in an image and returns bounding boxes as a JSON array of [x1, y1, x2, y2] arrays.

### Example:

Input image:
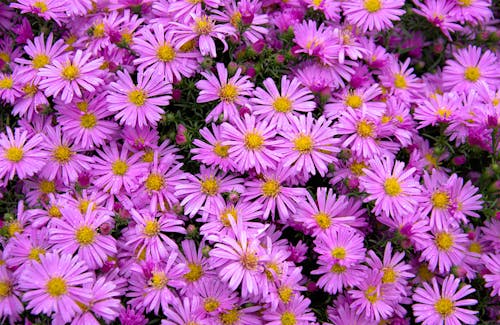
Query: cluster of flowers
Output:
[[0, 0, 499, 324]]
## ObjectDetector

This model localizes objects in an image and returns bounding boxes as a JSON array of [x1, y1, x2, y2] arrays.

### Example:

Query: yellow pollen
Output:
[[394, 74, 407, 89], [65, 35, 77, 51], [93, 23, 105, 38], [434, 298, 454, 317], [293, 134, 314, 153], [33, 1, 48, 13], [356, 120, 374, 137], [262, 179, 281, 197], [144, 220, 160, 237], [346, 94, 363, 108], [142, 149, 154, 163], [112, 160, 128, 176], [220, 309, 240, 325], [244, 132, 264, 150], [48, 205, 62, 218], [364, 285, 378, 303], [425, 153, 438, 168], [492, 98, 499, 106], [0, 76, 13, 89], [220, 207, 238, 227], [145, 173, 164, 191], [273, 96, 292, 113], [350, 161, 367, 176], [53, 146, 73, 163], [431, 191, 450, 209], [5, 147, 23, 162], [418, 264, 434, 282], [331, 247, 346, 259], [469, 242, 481, 254], [364, 0, 381, 12], [22, 83, 38, 97], [384, 177, 402, 196], [76, 101, 88, 112], [464, 66, 480, 82], [382, 267, 397, 283], [80, 113, 97, 129], [457, 0, 472, 5], [230, 12, 242, 28], [0, 281, 11, 297], [32, 53, 50, 69], [150, 272, 168, 289], [435, 232, 454, 251], [75, 226, 95, 245], [179, 39, 196, 52], [0, 52, 9, 63], [39, 180, 56, 194], [128, 89, 147, 106], [219, 84, 238, 102], [213, 142, 230, 158], [381, 115, 392, 124], [121, 32, 133, 45], [312, 0, 322, 6], [331, 263, 347, 273], [281, 311, 297, 325], [436, 107, 452, 119], [7, 222, 23, 237], [28, 247, 46, 262], [314, 212, 331, 229], [241, 251, 258, 270], [279, 286, 293, 303], [61, 64, 79, 81], [204, 298, 220, 312], [78, 200, 95, 214], [157, 44, 176, 62], [46, 277, 67, 297], [184, 263, 203, 282], [201, 177, 219, 196], [194, 16, 213, 35], [265, 262, 281, 280]]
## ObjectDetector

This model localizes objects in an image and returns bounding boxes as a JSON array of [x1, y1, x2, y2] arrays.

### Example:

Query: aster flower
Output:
[[178, 240, 213, 293], [379, 57, 423, 103], [262, 294, 316, 324], [482, 253, 500, 297], [166, 0, 220, 23], [324, 84, 386, 119], [360, 157, 422, 217], [413, 275, 478, 324], [194, 278, 239, 316], [414, 92, 461, 128], [0, 70, 22, 104], [313, 226, 366, 267], [196, 62, 254, 123], [0, 266, 23, 324], [251, 76, 316, 130], [328, 296, 378, 325], [11, 77, 49, 119], [0, 127, 48, 181], [292, 20, 331, 59], [38, 50, 104, 104], [412, 0, 463, 40], [192, 124, 236, 172], [19, 252, 94, 323], [107, 69, 172, 128], [4, 228, 50, 273], [162, 296, 205, 325], [10, 0, 68, 26], [451, 0, 492, 25], [442, 45, 500, 92], [342, 0, 405, 32]]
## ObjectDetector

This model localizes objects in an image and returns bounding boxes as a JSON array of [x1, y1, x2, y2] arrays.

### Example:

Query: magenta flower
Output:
[[262, 294, 316, 324], [312, 259, 367, 295], [342, 0, 405, 32], [191, 124, 237, 172], [10, 0, 68, 26], [0, 266, 23, 323], [412, 0, 463, 40], [313, 227, 366, 267], [162, 296, 205, 325], [483, 253, 500, 297], [325, 83, 386, 120]]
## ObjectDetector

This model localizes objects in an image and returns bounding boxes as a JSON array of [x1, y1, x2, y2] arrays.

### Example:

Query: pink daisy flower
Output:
[[276, 113, 339, 177], [342, 0, 405, 32], [221, 114, 282, 174], [452, 0, 492, 25], [360, 157, 422, 217], [442, 45, 500, 92], [0, 70, 22, 104], [414, 92, 461, 128], [262, 294, 316, 324], [10, 0, 68, 26], [19, 252, 94, 323], [313, 226, 366, 267], [191, 124, 236, 172], [107, 69, 172, 128], [196, 62, 254, 123], [0, 127, 48, 181], [0, 267, 23, 323], [412, 0, 463, 40], [162, 296, 205, 325], [38, 50, 104, 104], [413, 275, 478, 325], [379, 57, 423, 103], [11, 77, 49, 119], [312, 260, 367, 295], [193, 278, 239, 316], [482, 253, 500, 297], [166, 0, 220, 23], [324, 83, 386, 120], [4, 227, 50, 272], [178, 240, 213, 293]]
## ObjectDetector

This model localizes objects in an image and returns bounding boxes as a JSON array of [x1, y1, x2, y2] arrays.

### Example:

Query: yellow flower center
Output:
[[53, 145, 73, 163], [279, 286, 293, 303], [469, 242, 481, 254], [144, 220, 160, 237], [204, 298, 220, 312], [28, 247, 46, 262], [364, 0, 381, 12], [364, 285, 378, 303], [244, 132, 264, 150], [331, 263, 347, 273], [281, 312, 297, 325], [157, 44, 176, 62], [39, 180, 56, 194], [457, 0, 472, 6], [75, 226, 95, 245], [314, 212, 331, 229], [464, 66, 480, 82], [179, 39, 196, 52], [241, 251, 258, 270], [350, 161, 367, 176], [346, 94, 363, 108], [142, 149, 154, 163], [213, 142, 230, 157], [145, 173, 164, 191], [48, 205, 62, 218], [394, 74, 407, 89], [150, 272, 168, 289], [33, 1, 48, 13], [356, 120, 374, 137], [184, 263, 203, 282], [7, 222, 23, 237], [111, 160, 128, 176], [219, 84, 238, 102], [431, 191, 450, 209], [262, 179, 281, 197], [128, 89, 147, 106], [76, 101, 88, 112], [434, 298, 454, 317], [384, 177, 402, 196], [220, 207, 238, 227], [46, 277, 67, 297], [93, 23, 105, 38], [435, 232, 454, 251], [331, 247, 346, 259], [194, 16, 213, 35], [23, 83, 38, 97], [61, 64, 79, 81], [5, 147, 23, 162], [230, 11, 242, 28], [201, 177, 219, 196], [220, 309, 240, 325], [80, 113, 97, 129], [0, 281, 11, 297], [436, 107, 452, 119], [265, 262, 281, 280], [0, 76, 13, 89], [78, 200, 95, 214], [293, 134, 314, 153], [418, 264, 434, 282], [382, 267, 397, 283], [32, 53, 50, 69], [273, 96, 293, 113], [121, 32, 133, 45]]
